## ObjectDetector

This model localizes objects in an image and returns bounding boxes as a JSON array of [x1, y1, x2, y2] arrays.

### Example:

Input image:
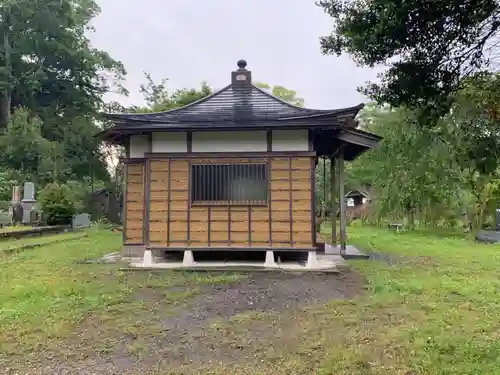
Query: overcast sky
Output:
[[90, 0, 379, 110]]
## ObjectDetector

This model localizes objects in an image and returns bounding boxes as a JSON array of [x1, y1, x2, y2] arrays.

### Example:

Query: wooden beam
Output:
[[310, 156, 317, 246], [143, 134, 152, 246], [330, 156, 337, 246], [143, 151, 316, 159], [167, 158, 172, 247], [143, 159, 151, 246], [338, 153, 347, 253], [122, 164, 128, 244], [336, 129, 381, 148], [322, 157, 327, 221], [268, 157, 272, 248]]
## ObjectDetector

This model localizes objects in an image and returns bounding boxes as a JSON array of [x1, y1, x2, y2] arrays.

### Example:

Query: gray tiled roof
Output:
[[104, 84, 364, 125]]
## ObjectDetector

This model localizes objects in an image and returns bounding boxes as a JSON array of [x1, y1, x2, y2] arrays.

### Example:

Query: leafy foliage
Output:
[[255, 82, 305, 107], [131, 73, 212, 113], [317, 0, 500, 117], [0, 0, 126, 128], [38, 183, 77, 225], [0, 0, 126, 194], [0, 170, 17, 202], [343, 72, 500, 229]]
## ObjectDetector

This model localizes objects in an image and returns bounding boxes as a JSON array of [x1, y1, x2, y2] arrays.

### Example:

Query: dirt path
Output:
[[13, 271, 363, 375]]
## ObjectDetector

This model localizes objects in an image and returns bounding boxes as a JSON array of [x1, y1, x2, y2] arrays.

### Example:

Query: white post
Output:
[[264, 250, 276, 267], [338, 153, 347, 254], [182, 250, 194, 267], [143, 249, 153, 266], [306, 251, 319, 269]]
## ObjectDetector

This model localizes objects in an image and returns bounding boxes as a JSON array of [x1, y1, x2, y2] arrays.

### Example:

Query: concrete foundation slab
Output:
[[128, 251, 338, 272]]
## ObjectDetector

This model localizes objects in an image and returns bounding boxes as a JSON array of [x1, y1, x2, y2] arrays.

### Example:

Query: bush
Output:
[[38, 183, 77, 225]]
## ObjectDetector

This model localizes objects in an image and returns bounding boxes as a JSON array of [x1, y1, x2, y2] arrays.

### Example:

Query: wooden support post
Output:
[[330, 156, 337, 246], [322, 157, 327, 221], [338, 153, 347, 253]]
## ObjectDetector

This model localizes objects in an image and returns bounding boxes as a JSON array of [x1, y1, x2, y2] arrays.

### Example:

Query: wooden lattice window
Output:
[[190, 163, 268, 205]]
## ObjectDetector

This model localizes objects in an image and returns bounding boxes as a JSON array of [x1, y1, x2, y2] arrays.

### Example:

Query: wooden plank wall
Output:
[[124, 162, 145, 244], [145, 156, 314, 249], [270, 157, 313, 247], [149, 159, 189, 245]]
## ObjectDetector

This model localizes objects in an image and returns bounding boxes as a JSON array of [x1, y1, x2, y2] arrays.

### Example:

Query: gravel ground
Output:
[[14, 271, 363, 375]]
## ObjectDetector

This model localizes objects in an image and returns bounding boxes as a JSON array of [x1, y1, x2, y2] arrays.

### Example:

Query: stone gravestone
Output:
[[72, 213, 91, 230], [11, 204, 23, 225], [0, 212, 10, 228], [21, 182, 37, 225], [476, 207, 500, 243], [12, 185, 21, 202]]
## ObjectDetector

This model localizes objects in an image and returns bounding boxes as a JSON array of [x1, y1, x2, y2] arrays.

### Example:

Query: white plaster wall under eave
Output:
[[129, 135, 149, 158], [272, 129, 309, 152], [152, 132, 187, 153], [192, 131, 267, 153]]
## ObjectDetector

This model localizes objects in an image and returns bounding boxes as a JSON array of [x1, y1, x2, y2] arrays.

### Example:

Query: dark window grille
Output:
[[191, 163, 268, 204]]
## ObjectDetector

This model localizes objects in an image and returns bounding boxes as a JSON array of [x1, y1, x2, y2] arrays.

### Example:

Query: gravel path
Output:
[[14, 271, 363, 375]]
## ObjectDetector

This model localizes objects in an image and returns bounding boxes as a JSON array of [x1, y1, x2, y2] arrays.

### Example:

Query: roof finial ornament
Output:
[[237, 59, 247, 70]]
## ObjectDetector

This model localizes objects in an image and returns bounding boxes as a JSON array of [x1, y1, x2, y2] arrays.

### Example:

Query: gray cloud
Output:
[[91, 0, 379, 109]]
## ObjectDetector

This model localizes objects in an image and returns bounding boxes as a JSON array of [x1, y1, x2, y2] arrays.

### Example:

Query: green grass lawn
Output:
[[0, 229, 242, 363], [0, 225, 35, 233], [1, 225, 500, 374], [310, 225, 500, 375], [0, 231, 88, 253]]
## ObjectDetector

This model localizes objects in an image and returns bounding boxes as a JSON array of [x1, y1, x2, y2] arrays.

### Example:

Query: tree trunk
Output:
[[0, 31, 12, 129], [0, 89, 11, 129]]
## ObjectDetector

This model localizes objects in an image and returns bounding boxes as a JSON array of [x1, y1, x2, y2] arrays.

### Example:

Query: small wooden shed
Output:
[[98, 60, 381, 266]]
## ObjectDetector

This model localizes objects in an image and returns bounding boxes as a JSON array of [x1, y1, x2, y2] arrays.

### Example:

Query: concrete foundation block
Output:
[[143, 249, 153, 266], [264, 250, 277, 267], [182, 250, 194, 266], [306, 251, 319, 269], [122, 244, 146, 258]]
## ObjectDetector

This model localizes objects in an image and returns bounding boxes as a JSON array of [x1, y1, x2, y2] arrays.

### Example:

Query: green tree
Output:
[[255, 82, 304, 107], [0, 0, 126, 129], [439, 72, 500, 227], [346, 104, 464, 228], [133, 73, 212, 112], [317, 0, 500, 117], [0, 0, 125, 187], [0, 108, 70, 184]]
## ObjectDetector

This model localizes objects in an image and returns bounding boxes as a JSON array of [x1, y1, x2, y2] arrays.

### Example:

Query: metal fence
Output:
[[190, 163, 268, 204]]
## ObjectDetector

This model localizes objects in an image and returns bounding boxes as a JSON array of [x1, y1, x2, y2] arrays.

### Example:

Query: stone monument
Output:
[[10, 185, 22, 225], [475, 208, 500, 243], [72, 213, 91, 230], [21, 182, 37, 225]]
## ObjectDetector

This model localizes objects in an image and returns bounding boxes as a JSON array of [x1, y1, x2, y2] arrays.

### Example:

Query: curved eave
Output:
[[278, 103, 364, 121], [337, 128, 382, 161], [102, 84, 233, 122]]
